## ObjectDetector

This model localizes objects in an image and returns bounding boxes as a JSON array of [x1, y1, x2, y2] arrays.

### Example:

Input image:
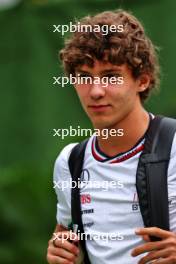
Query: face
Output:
[[74, 60, 149, 129]]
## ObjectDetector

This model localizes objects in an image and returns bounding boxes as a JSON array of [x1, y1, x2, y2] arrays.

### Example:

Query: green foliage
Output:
[[0, 164, 55, 263]]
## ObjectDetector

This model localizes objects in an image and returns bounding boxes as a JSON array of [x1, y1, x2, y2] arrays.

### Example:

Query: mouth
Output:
[[88, 104, 111, 112]]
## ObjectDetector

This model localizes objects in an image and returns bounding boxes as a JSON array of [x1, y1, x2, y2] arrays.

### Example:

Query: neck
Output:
[[96, 105, 150, 157]]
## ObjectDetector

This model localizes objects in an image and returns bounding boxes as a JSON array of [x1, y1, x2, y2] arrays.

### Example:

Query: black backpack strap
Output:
[[136, 116, 176, 241], [68, 138, 91, 264]]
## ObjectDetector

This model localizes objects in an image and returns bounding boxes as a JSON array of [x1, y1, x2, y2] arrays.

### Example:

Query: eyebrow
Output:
[[100, 69, 122, 74], [75, 70, 91, 74], [75, 68, 122, 74]]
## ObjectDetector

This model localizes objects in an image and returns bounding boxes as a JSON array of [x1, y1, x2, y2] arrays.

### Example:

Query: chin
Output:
[[92, 117, 115, 129]]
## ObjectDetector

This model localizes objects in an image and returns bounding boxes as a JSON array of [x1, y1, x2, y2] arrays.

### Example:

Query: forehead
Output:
[[75, 60, 130, 75]]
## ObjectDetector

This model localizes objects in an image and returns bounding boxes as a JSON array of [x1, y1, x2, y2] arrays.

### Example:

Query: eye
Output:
[[78, 73, 91, 78], [76, 73, 93, 85], [102, 73, 121, 83], [103, 73, 121, 79], [101, 73, 124, 86]]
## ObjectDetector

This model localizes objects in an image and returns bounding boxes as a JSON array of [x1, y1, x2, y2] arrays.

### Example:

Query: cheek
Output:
[[74, 86, 87, 100], [74, 86, 90, 109], [108, 83, 137, 107]]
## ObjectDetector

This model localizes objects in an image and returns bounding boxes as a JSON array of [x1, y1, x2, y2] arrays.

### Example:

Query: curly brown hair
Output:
[[60, 9, 160, 102]]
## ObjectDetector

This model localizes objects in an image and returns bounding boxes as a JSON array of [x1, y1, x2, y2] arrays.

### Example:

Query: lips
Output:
[[88, 104, 111, 112]]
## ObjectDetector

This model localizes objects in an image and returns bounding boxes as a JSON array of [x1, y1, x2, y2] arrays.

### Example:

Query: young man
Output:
[[47, 10, 176, 264]]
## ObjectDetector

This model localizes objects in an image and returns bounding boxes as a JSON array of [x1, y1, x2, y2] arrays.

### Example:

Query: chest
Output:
[[79, 160, 144, 233]]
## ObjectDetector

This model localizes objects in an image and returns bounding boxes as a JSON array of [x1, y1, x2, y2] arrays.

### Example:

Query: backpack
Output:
[[68, 115, 176, 264]]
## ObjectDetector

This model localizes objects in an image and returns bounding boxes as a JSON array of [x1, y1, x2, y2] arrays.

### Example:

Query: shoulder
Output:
[[53, 143, 78, 180], [55, 143, 78, 166], [170, 132, 176, 158], [160, 116, 176, 159], [168, 132, 176, 190]]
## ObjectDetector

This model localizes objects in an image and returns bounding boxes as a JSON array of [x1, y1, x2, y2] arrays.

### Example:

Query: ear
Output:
[[137, 74, 151, 92]]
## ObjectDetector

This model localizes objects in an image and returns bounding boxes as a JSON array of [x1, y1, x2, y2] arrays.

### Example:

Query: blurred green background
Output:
[[0, 0, 175, 263]]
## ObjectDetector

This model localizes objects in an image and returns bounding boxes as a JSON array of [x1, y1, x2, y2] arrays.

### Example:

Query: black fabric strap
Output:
[[136, 116, 176, 241], [68, 139, 90, 264]]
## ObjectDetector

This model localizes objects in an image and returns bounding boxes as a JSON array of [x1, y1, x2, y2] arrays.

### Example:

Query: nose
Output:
[[89, 82, 106, 100]]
